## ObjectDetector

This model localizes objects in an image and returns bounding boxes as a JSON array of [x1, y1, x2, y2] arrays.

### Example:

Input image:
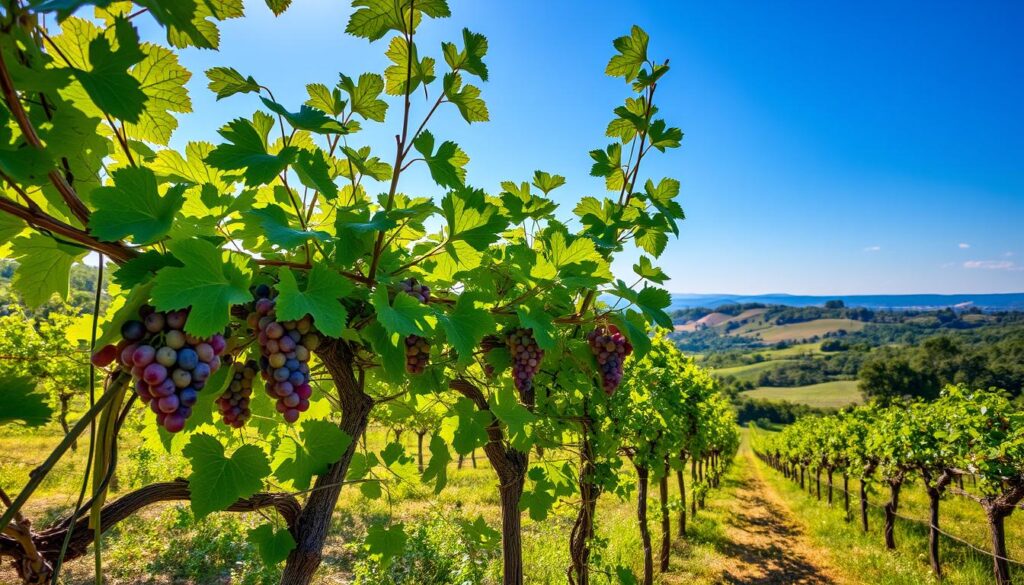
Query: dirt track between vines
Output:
[[708, 450, 846, 584]]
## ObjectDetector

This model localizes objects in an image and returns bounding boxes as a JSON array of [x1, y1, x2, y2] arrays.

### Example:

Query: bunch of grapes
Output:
[[102, 306, 226, 432], [399, 279, 431, 374], [218, 360, 257, 428], [248, 290, 318, 423], [587, 325, 632, 395], [507, 328, 543, 395]]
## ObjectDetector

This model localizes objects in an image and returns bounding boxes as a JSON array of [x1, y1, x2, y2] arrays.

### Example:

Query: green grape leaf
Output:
[[362, 322, 405, 383], [260, 97, 348, 135], [647, 119, 683, 151], [383, 36, 436, 95], [0, 376, 53, 427], [183, 434, 271, 519], [205, 117, 298, 186], [532, 170, 565, 194], [150, 239, 252, 338], [636, 286, 673, 329], [360, 479, 383, 499], [632, 256, 668, 284], [642, 177, 685, 236], [246, 204, 330, 250], [275, 266, 352, 338], [346, 0, 451, 41], [206, 66, 259, 100], [411, 130, 468, 189], [441, 186, 507, 250], [421, 434, 451, 493], [589, 143, 625, 191], [436, 293, 494, 366], [74, 17, 146, 122], [9, 234, 86, 307], [609, 309, 651, 359], [125, 42, 192, 145], [442, 28, 488, 81], [293, 148, 339, 200], [489, 385, 535, 450], [339, 73, 388, 122], [89, 167, 185, 244], [450, 398, 490, 455], [546, 232, 602, 270], [305, 83, 344, 116], [635, 227, 668, 257], [273, 420, 352, 490], [605, 25, 648, 82], [264, 0, 292, 15], [371, 286, 434, 337], [515, 301, 556, 351], [248, 524, 296, 565], [164, 0, 245, 51], [443, 73, 488, 123], [151, 142, 227, 190], [365, 522, 407, 567]]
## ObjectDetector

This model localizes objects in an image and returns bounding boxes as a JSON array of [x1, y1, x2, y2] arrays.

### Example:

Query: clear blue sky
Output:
[[132, 0, 1023, 295]]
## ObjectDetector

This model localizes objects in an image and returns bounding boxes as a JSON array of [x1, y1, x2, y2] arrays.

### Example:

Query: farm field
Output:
[[741, 380, 862, 409], [742, 318, 866, 343], [713, 359, 796, 383]]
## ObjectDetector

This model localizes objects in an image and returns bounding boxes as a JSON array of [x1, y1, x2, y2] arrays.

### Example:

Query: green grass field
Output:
[[741, 380, 862, 409], [742, 318, 866, 343], [713, 359, 796, 383]]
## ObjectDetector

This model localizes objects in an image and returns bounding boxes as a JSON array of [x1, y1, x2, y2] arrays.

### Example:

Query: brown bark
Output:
[[826, 468, 834, 505], [884, 479, 902, 550], [986, 507, 1011, 585], [635, 464, 653, 585], [676, 452, 687, 537], [843, 474, 850, 521], [860, 480, 869, 532], [280, 341, 372, 585], [659, 462, 670, 572], [568, 431, 599, 585], [416, 431, 425, 473]]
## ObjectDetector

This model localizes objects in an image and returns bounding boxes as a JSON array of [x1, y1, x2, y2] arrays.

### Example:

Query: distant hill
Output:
[[670, 293, 1024, 311]]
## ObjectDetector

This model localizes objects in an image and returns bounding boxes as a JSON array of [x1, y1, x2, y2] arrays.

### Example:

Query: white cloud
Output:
[[958, 243, 970, 249], [963, 260, 1022, 271], [863, 245, 881, 252]]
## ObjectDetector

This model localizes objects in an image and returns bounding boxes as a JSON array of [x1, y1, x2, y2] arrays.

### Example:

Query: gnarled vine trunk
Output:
[[676, 451, 687, 537], [986, 506, 1012, 585], [635, 463, 653, 585], [843, 474, 850, 521], [859, 479, 869, 532], [416, 431, 426, 473], [659, 461, 670, 572], [883, 479, 902, 550], [568, 431, 599, 585], [281, 341, 372, 585]]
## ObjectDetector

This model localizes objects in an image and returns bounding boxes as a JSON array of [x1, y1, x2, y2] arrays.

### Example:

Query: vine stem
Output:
[[0, 373, 130, 535]]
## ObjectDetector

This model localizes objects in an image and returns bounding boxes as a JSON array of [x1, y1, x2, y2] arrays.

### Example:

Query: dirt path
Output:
[[712, 449, 846, 584]]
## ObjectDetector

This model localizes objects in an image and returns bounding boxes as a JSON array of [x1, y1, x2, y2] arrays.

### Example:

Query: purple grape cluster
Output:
[[248, 290, 318, 423], [507, 328, 543, 395], [116, 306, 226, 432], [587, 325, 632, 395], [399, 278, 431, 374], [218, 360, 257, 428]]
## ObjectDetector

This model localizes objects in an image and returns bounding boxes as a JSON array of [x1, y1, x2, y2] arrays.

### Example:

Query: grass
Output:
[[742, 380, 862, 409], [713, 359, 796, 383], [751, 447, 1024, 584], [742, 318, 866, 343]]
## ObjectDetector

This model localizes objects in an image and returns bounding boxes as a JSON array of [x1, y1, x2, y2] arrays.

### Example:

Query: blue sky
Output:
[[131, 0, 1023, 295]]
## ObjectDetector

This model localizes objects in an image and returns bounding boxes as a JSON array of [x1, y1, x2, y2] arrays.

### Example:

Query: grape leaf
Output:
[[435, 292, 493, 366], [264, 0, 292, 16], [371, 286, 434, 337], [126, 42, 192, 145], [275, 266, 352, 338], [260, 98, 348, 135], [636, 286, 673, 328], [346, 0, 451, 41], [364, 522, 407, 567], [605, 25, 648, 82], [532, 170, 565, 194], [632, 256, 668, 284], [205, 118, 298, 186], [183, 434, 271, 519], [245, 204, 330, 250], [150, 239, 252, 337], [248, 524, 296, 565], [293, 148, 338, 200], [449, 398, 489, 455], [9, 234, 86, 307], [546, 232, 602, 270], [206, 66, 259, 100], [0, 376, 52, 427], [73, 17, 146, 122], [273, 419, 352, 490], [338, 73, 388, 122], [383, 36, 435, 96], [441, 187, 507, 250], [411, 130, 467, 189], [420, 434, 451, 493], [89, 167, 185, 244], [489, 385, 535, 450], [515, 301, 555, 351], [441, 28, 488, 81], [305, 83, 344, 116], [647, 119, 683, 151], [442, 73, 488, 123], [362, 322, 406, 383]]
